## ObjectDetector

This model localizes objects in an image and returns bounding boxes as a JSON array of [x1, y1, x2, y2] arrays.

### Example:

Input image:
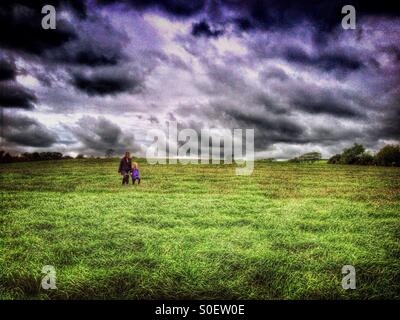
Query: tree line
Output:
[[0, 151, 79, 163], [327, 144, 400, 166], [288, 144, 400, 166], [1, 144, 399, 166]]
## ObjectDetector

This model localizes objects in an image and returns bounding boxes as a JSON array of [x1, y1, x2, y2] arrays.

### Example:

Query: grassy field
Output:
[[0, 159, 399, 299]]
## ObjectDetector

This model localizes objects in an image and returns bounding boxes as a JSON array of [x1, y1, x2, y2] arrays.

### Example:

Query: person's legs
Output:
[[122, 171, 129, 185]]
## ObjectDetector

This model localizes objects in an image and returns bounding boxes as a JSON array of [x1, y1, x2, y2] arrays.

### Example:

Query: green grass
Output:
[[1, 159, 399, 299]]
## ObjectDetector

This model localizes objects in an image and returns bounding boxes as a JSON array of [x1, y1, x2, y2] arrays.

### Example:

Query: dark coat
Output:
[[118, 157, 132, 174]]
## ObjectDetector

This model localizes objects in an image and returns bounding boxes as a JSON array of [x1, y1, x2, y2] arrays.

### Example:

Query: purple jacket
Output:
[[132, 168, 140, 179]]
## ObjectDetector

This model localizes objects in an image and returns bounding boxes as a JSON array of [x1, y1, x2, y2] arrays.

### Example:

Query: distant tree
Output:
[[298, 152, 322, 163], [0, 150, 6, 163], [357, 152, 375, 165], [105, 149, 115, 158], [53, 152, 63, 160], [1, 152, 12, 163], [0, 150, 70, 163], [76, 154, 85, 159], [376, 144, 400, 166], [29, 152, 41, 161], [39, 152, 63, 160], [339, 143, 365, 164], [290, 152, 321, 163], [18, 152, 63, 161], [327, 154, 342, 164]]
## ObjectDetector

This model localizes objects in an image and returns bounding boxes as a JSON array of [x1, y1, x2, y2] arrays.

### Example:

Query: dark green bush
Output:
[[376, 145, 400, 166], [339, 143, 365, 164], [328, 154, 341, 164], [357, 152, 375, 165]]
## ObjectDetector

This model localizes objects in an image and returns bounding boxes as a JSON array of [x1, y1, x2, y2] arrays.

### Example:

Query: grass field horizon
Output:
[[1, 159, 399, 299]]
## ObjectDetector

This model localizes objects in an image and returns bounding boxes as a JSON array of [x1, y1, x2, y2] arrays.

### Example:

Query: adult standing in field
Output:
[[118, 151, 132, 185]]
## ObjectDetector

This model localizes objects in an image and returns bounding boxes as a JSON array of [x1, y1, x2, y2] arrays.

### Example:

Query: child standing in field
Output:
[[131, 162, 141, 185]]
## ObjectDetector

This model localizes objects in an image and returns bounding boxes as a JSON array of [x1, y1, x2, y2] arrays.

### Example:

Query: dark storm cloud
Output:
[[71, 69, 143, 96], [2, 113, 57, 147], [259, 67, 288, 82], [0, 0, 87, 18], [95, 0, 400, 32], [220, 107, 307, 149], [59, 0, 88, 18], [374, 101, 400, 140], [191, 20, 223, 38], [46, 14, 128, 67], [253, 93, 288, 115], [384, 46, 400, 64], [289, 87, 363, 118], [0, 54, 37, 110], [47, 35, 125, 67], [195, 54, 375, 148], [0, 58, 16, 81], [64, 49, 120, 66], [307, 124, 364, 146], [230, 110, 303, 138], [207, 101, 368, 151], [0, 1, 125, 68], [284, 47, 363, 72], [223, 0, 400, 34], [66, 116, 141, 154], [0, 1, 77, 55], [193, 98, 307, 150], [195, 60, 248, 95], [97, 0, 206, 17], [191, 52, 365, 149], [0, 82, 37, 109], [248, 37, 365, 76], [225, 1, 344, 32]]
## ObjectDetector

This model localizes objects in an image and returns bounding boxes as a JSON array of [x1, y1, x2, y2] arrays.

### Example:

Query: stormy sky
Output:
[[0, 0, 399, 159]]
